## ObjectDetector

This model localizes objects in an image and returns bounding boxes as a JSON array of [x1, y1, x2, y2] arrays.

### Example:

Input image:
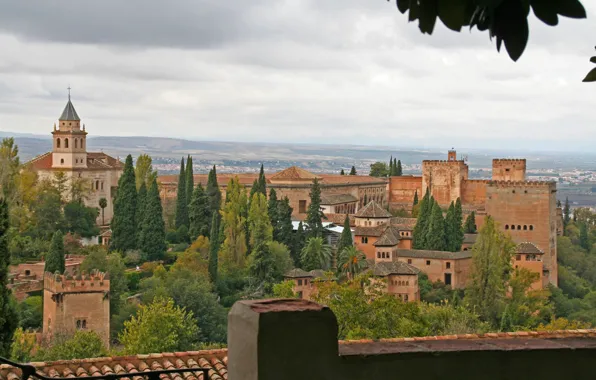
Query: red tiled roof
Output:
[[26, 152, 123, 171], [26, 152, 53, 170], [354, 225, 387, 237], [269, 166, 319, 181], [390, 217, 417, 230], [355, 201, 391, 218], [517, 242, 544, 255], [0, 350, 228, 380]]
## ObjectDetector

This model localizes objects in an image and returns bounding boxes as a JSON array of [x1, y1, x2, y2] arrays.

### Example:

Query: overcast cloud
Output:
[[0, 0, 594, 151]]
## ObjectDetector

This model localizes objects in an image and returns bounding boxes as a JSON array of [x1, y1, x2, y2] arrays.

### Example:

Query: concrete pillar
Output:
[[227, 299, 339, 380]]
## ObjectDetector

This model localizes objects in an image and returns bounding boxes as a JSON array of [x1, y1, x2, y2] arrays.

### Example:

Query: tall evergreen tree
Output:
[[389, 155, 394, 176], [412, 189, 431, 249], [563, 197, 571, 229], [396, 159, 403, 176], [185, 155, 194, 207], [579, 223, 590, 250], [111, 155, 137, 252], [220, 177, 248, 269], [208, 213, 220, 283], [349, 166, 357, 175], [340, 169, 345, 175], [0, 199, 18, 357], [413, 190, 419, 206], [305, 178, 325, 239], [445, 201, 457, 252], [45, 230, 65, 274], [175, 158, 189, 228], [258, 164, 267, 196], [464, 211, 477, 233], [426, 200, 446, 251], [189, 183, 211, 240], [139, 179, 167, 261], [293, 222, 306, 267], [136, 181, 147, 247], [276, 196, 294, 250], [248, 193, 275, 291], [336, 215, 353, 256], [453, 198, 464, 250], [206, 165, 222, 229], [268, 189, 279, 237]]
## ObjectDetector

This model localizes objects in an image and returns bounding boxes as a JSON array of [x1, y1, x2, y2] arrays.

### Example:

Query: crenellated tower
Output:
[[52, 90, 88, 169]]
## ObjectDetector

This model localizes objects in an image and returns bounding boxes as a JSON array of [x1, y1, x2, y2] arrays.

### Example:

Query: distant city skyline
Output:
[[0, 1, 595, 152]]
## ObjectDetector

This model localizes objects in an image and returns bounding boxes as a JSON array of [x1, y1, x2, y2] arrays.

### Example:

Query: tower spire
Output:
[[67, 85, 71, 100]]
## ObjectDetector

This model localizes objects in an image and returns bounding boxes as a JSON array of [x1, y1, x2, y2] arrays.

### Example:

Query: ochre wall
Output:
[[492, 159, 526, 181], [461, 180, 489, 208], [388, 176, 422, 210], [421, 161, 468, 207], [513, 254, 544, 290], [354, 236, 378, 259], [396, 257, 471, 289]]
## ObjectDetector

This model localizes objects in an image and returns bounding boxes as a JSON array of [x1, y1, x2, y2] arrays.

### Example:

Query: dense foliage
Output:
[[111, 155, 137, 252]]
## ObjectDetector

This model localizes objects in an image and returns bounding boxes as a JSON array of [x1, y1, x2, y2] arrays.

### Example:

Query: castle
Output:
[[27, 94, 124, 226]]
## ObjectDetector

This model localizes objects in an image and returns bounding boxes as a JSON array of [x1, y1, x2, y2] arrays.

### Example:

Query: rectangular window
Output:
[[299, 200, 307, 213], [516, 255, 521, 261], [408, 259, 412, 264], [426, 260, 431, 266], [297, 279, 303, 286], [444, 273, 452, 286], [446, 262, 451, 269]]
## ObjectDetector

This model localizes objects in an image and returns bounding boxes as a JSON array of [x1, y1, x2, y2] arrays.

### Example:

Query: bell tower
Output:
[[52, 88, 88, 169]]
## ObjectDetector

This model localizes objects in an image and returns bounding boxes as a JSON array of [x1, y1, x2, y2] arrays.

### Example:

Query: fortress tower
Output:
[[43, 271, 110, 347], [492, 159, 526, 181], [422, 150, 469, 206]]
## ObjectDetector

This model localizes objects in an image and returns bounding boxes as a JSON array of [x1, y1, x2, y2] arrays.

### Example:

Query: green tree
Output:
[[453, 198, 464, 250], [340, 169, 345, 175], [45, 231, 65, 274], [336, 215, 353, 257], [206, 165, 222, 230], [579, 223, 590, 250], [464, 211, 477, 233], [36, 330, 107, 361], [0, 138, 20, 203], [70, 177, 91, 204], [81, 248, 128, 316], [444, 201, 456, 251], [185, 155, 194, 206], [258, 164, 267, 196], [17, 296, 42, 330], [30, 182, 63, 240], [134, 154, 157, 190], [349, 166, 357, 175], [52, 171, 69, 202], [564, 197, 571, 229], [136, 181, 147, 245], [305, 178, 325, 239], [465, 216, 515, 326], [389, 155, 393, 175], [337, 246, 366, 279], [175, 157, 189, 229], [273, 280, 298, 298], [293, 222, 306, 267], [276, 196, 294, 252], [426, 199, 446, 251], [0, 199, 18, 357], [248, 193, 275, 291], [369, 162, 389, 177], [189, 183, 210, 240], [220, 177, 248, 269], [63, 201, 99, 238], [396, 159, 402, 176], [208, 214, 220, 283], [301, 237, 332, 271], [268, 188, 279, 237], [412, 189, 431, 249], [120, 297, 199, 354], [10, 328, 37, 362], [98, 197, 107, 226], [413, 190, 418, 206], [268, 241, 294, 281], [139, 179, 167, 261], [111, 155, 137, 252]]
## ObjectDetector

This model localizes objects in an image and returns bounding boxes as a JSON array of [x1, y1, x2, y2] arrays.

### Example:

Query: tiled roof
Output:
[[516, 242, 544, 255], [390, 217, 417, 229], [373, 226, 401, 247], [366, 260, 420, 276], [354, 225, 387, 237], [323, 213, 354, 226], [26, 152, 123, 171], [269, 166, 319, 181], [463, 233, 477, 244], [395, 249, 473, 260], [0, 350, 228, 380], [59, 99, 80, 121], [285, 268, 312, 278], [26, 152, 53, 170], [355, 201, 391, 218], [320, 193, 358, 205]]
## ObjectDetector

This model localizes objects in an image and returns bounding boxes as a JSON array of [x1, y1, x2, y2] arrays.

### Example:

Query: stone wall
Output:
[[395, 257, 470, 289], [387, 176, 422, 210], [421, 160, 468, 207], [461, 179, 489, 208], [492, 159, 526, 181]]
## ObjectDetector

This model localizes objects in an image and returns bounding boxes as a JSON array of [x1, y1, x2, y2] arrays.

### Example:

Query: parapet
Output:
[[44, 270, 110, 293], [422, 160, 466, 166], [492, 158, 526, 163], [487, 180, 556, 189]]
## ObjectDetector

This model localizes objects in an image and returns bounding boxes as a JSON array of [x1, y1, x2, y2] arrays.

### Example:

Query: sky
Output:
[[0, 1, 594, 152]]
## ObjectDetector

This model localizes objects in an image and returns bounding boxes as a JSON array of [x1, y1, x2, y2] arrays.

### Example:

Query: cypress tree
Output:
[[175, 157, 188, 228], [413, 189, 431, 249], [136, 181, 147, 247], [139, 179, 167, 261], [580, 223, 590, 250], [444, 202, 456, 252], [208, 213, 220, 283], [0, 198, 18, 357], [276, 196, 294, 249], [426, 200, 446, 251], [189, 183, 211, 240], [45, 230, 65, 274], [258, 164, 267, 196], [340, 169, 345, 175], [336, 215, 353, 256], [293, 221, 306, 267], [563, 197, 571, 228], [349, 166, 357, 175], [111, 154, 137, 252], [185, 155, 194, 207], [396, 159, 403, 176], [305, 178, 325, 239], [268, 188, 279, 238], [464, 211, 477, 233], [206, 165, 222, 228], [413, 190, 419, 206], [453, 198, 464, 251], [389, 155, 393, 176]]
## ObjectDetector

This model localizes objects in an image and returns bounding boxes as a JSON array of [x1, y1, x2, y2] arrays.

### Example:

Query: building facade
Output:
[[27, 96, 123, 226]]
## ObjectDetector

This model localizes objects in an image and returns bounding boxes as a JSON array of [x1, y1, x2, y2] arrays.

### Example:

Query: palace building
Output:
[[26, 95, 124, 225]]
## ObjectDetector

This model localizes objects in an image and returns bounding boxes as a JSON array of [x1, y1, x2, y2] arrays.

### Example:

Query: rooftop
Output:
[[395, 249, 473, 260], [269, 166, 320, 181], [516, 242, 544, 255], [366, 260, 420, 276], [59, 98, 80, 121], [373, 226, 401, 246], [320, 193, 358, 205], [355, 201, 391, 218]]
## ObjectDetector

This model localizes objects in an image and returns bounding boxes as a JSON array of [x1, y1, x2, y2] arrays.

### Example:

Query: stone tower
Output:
[[43, 271, 110, 347], [421, 150, 469, 206], [492, 159, 526, 181], [52, 92, 88, 169]]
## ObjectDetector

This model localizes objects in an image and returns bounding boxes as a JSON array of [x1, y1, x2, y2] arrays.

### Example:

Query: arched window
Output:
[[530, 225, 534, 231], [56, 138, 61, 148], [76, 320, 81, 329], [65, 138, 69, 148], [81, 139, 85, 149], [517, 225, 521, 230], [505, 225, 509, 230], [523, 225, 527, 230], [60, 159, 64, 165], [96, 180, 99, 190], [82, 320, 87, 329], [377, 252, 380, 259], [75, 139, 78, 149], [101, 182, 104, 190]]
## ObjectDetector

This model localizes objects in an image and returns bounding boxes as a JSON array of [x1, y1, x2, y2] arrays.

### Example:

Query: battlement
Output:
[[487, 180, 556, 189], [493, 159, 526, 163], [44, 270, 110, 293], [422, 160, 466, 166]]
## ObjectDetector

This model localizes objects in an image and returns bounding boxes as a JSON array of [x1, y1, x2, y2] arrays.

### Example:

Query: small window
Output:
[[512, 189, 515, 194], [446, 262, 451, 269], [426, 260, 431, 266], [297, 279, 303, 286], [530, 225, 534, 231], [96, 180, 100, 190], [404, 294, 409, 301], [525, 255, 530, 261], [101, 182, 104, 190], [299, 200, 307, 213], [60, 159, 64, 164], [75, 139, 78, 149], [523, 225, 527, 230], [408, 259, 412, 264], [377, 252, 380, 259], [76, 320, 81, 329], [25, 270, 30, 276], [516, 254, 521, 261], [406, 281, 409, 286], [517, 225, 521, 230], [82, 320, 87, 329], [505, 225, 509, 230], [57, 138, 61, 148], [65, 138, 69, 148], [505, 168, 510, 172]]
